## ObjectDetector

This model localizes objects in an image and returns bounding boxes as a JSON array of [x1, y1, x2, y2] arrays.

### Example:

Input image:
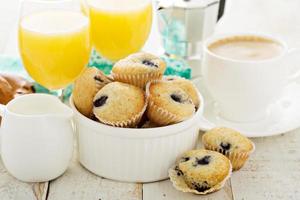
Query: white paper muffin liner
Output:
[[95, 94, 148, 128], [147, 100, 185, 125], [145, 81, 195, 126], [169, 162, 232, 195], [112, 72, 163, 89], [202, 140, 255, 171]]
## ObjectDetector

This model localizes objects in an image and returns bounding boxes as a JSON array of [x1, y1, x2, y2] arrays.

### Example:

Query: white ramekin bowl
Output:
[[70, 93, 204, 183]]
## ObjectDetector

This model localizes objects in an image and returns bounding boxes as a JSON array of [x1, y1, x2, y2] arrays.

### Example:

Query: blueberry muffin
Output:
[[73, 67, 112, 117], [93, 82, 146, 127], [202, 127, 255, 170], [169, 149, 232, 194], [112, 52, 166, 89], [164, 76, 200, 108], [146, 81, 195, 126]]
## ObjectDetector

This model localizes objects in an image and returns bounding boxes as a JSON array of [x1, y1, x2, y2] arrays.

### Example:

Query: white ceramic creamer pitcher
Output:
[[0, 94, 74, 182]]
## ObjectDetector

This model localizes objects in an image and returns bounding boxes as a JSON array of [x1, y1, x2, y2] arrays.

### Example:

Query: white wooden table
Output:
[[1, 0, 300, 199]]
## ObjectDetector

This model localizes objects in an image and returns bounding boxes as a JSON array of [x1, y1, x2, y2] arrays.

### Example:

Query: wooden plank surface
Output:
[[143, 133, 234, 200], [230, 130, 300, 200], [47, 148, 142, 200], [0, 158, 48, 200], [143, 180, 233, 200]]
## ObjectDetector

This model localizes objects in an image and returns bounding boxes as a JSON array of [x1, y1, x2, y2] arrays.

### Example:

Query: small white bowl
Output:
[[70, 92, 204, 183]]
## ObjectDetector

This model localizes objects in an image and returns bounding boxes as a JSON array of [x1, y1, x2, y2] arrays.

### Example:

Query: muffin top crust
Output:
[[169, 149, 232, 194], [93, 82, 146, 126], [112, 52, 166, 74], [164, 76, 200, 108], [202, 127, 254, 154], [148, 81, 195, 120], [177, 150, 231, 189]]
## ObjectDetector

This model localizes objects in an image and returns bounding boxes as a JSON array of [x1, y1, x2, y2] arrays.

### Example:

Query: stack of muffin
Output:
[[73, 52, 200, 128], [72, 52, 255, 195]]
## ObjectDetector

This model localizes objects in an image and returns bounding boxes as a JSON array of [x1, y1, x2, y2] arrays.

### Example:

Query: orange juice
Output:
[[88, 0, 152, 61], [19, 11, 91, 89]]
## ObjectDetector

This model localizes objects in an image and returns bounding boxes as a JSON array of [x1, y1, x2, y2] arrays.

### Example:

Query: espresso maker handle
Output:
[[217, 0, 226, 21]]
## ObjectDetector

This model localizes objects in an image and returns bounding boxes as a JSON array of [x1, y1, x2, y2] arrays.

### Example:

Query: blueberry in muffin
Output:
[[164, 76, 200, 108], [202, 127, 255, 170]]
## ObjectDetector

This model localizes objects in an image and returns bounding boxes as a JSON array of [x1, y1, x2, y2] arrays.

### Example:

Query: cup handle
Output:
[[198, 116, 215, 131], [287, 48, 300, 83]]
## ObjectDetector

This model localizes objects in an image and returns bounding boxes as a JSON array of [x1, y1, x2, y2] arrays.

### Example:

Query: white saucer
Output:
[[194, 78, 300, 137]]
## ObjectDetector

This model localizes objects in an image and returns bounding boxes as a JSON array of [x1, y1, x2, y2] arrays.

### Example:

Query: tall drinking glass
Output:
[[19, 0, 91, 94], [87, 0, 153, 61]]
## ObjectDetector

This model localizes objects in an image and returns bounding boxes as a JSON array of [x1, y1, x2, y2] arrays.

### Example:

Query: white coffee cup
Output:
[[0, 94, 74, 182], [202, 33, 300, 122]]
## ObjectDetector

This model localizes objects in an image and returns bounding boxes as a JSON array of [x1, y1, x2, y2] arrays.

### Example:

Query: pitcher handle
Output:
[[0, 104, 5, 154], [0, 104, 5, 116]]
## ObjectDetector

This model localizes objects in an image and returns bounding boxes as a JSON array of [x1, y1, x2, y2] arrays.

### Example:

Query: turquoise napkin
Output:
[[88, 49, 191, 79], [0, 52, 191, 100], [0, 55, 28, 78]]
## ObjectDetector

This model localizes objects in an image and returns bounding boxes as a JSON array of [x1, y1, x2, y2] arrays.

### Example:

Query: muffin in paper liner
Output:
[[96, 100, 147, 128], [93, 82, 147, 128], [168, 150, 232, 195], [73, 67, 112, 118], [112, 71, 163, 89], [145, 80, 196, 126], [203, 141, 255, 170], [202, 127, 255, 170], [164, 75, 200, 108], [112, 52, 166, 89]]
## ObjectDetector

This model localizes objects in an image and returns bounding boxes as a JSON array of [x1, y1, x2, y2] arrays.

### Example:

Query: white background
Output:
[[0, 0, 300, 56]]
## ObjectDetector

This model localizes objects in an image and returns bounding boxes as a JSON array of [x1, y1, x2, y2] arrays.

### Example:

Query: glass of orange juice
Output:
[[87, 0, 153, 61], [19, 0, 91, 94]]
